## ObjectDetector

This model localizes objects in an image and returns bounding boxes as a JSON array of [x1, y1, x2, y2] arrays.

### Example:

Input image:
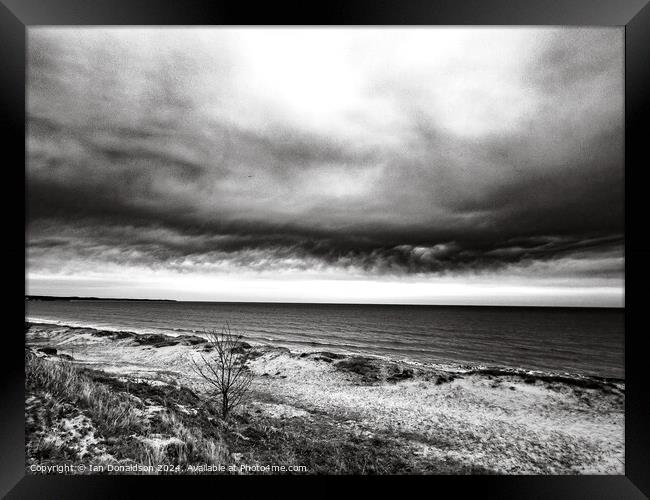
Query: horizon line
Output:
[[24, 294, 624, 309]]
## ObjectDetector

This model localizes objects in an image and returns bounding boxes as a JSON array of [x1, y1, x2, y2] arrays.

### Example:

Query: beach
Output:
[[25, 322, 624, 475]]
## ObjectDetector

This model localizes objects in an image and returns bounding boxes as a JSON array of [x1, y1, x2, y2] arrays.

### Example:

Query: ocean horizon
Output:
[[26, 298, 624, 379]]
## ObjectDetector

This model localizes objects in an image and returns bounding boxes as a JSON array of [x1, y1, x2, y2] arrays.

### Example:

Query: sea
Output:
[[25, 300, 624, 379]]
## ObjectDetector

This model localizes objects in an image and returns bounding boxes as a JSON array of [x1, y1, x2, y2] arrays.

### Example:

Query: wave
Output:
[[25, 319, 625, 388]]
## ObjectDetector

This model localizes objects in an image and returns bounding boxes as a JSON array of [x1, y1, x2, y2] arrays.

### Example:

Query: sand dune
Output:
[[25, 322, 624, 474]]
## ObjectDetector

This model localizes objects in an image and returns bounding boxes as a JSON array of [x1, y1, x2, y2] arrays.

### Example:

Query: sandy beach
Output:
[[25, 322, 624, 475]]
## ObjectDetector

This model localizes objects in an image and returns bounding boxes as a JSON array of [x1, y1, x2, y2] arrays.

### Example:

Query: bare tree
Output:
[[190, 324, 253, 420]]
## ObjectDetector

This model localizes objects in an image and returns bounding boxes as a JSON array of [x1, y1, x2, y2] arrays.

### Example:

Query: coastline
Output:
[[25, 321, 625, 474]]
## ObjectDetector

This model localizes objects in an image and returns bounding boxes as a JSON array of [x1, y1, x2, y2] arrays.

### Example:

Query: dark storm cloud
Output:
[[26, 28, 624, 282]]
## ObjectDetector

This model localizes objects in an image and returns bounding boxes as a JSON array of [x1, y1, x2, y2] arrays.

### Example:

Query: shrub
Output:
[[190, 324, 253, 420]]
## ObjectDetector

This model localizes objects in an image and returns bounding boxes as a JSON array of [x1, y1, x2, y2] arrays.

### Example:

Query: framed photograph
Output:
[[3, 0, 649, 497]]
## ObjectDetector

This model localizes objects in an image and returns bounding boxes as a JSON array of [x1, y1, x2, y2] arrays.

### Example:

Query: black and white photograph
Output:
[[25, 27, 624, 475]]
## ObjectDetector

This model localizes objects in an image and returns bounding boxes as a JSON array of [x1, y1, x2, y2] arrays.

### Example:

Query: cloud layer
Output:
[[26, 28, 624, 304]]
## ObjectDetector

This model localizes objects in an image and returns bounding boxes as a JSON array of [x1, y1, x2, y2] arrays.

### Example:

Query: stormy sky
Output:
[[26, 28, 624, 306]]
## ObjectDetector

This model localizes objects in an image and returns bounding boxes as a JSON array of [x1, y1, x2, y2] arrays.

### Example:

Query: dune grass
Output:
[[25, 351, 229, 473]]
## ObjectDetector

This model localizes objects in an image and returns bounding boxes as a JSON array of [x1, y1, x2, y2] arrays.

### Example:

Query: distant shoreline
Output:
[[26, 295, 178, 303]]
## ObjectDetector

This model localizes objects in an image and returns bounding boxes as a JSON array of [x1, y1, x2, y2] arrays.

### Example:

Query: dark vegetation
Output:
[[332, 355, 454, 385], [468, 367, 624, 393], [26, 350, 229, 473]]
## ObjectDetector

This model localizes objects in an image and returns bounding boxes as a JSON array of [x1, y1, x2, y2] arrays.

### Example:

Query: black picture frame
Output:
[[4, 0, 649, 497]]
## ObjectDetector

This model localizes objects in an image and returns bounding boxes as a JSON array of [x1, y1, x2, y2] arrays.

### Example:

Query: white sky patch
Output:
[[206, 28, 547, 142]]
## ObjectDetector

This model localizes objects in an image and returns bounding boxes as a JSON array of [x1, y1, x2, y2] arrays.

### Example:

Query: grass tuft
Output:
[[25, 351, 230, 473]]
